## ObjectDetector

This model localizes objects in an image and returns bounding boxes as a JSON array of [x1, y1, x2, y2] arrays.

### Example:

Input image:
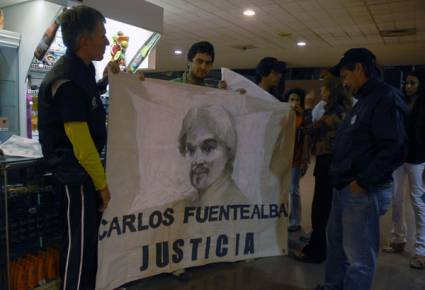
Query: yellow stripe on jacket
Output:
[[64, 122, 107, 190]]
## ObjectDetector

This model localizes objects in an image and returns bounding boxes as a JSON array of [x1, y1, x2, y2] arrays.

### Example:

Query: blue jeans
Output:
[[324, 183, 392, 290], [289, 167, 302, 227]]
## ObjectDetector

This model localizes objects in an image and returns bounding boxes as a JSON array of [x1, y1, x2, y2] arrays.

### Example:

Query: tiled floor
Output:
[[122, 159, 425, 290]]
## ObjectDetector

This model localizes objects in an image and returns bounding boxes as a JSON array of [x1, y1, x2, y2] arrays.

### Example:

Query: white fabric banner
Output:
[[96, 70, 295, 290]]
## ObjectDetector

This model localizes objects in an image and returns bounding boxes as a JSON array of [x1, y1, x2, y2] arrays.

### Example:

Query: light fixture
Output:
[[243, 9, 255, 16], [297, 41, 307, 47], [174, 49, 183, 55]]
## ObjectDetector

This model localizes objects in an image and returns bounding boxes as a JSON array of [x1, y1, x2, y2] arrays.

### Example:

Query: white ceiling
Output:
[[146, 0, 425, 71]]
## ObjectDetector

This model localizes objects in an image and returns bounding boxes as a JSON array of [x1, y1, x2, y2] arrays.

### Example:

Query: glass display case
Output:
[[26, 27, 66, 140], [0, 30, 20, 143]]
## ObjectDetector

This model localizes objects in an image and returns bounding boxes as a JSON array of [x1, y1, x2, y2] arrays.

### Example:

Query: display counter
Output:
[[1, 157, 61, 290]]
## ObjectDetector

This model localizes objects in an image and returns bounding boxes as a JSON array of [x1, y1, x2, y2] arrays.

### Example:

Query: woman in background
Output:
[[294, 74, 351, 263], [283, 88, 309, 232], [384, 69, 425, 270]]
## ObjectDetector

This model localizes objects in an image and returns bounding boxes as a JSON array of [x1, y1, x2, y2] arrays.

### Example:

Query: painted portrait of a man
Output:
[[178, 105, 249, 205]]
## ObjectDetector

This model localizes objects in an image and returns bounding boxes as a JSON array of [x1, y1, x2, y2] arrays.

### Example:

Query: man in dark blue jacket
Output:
[[315, 48, 408, 290]]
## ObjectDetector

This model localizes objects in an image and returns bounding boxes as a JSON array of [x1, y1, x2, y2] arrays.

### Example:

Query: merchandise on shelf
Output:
[[10, 247, 59, 290], [28, 29, 66, 139], [111, 31, 129, 69]]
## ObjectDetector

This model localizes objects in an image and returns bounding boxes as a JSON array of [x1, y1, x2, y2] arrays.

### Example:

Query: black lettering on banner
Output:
[[270, 204, 278, 218], [156, 242, 169, 268], [235, 233, 240, 256], [108, 217, 122, 237], [205, 236, 211, 259], [184, 207, 196, 223], [149, 210, 162, 229], [196, 207, 208, 223], [101, 204, 289, 240], [122, 214, 136, 234], [172, 239, 184, 263], [244, 232, 255, 255], [138, 212, 149, 231], [251, 205, 260, 219], [163, 208, 175, 226], [230, 205, 239, 219], [209, 206, 219, 221], [190, 238, 202, 261], [216, 235, 228, 257], [280, 203, 288, 218], [140, 245, 149, 272], [261, 205, 269, 218], [98, 219, 108, 241], [219, 205, 230, 220], [241, 205, 250, 219]]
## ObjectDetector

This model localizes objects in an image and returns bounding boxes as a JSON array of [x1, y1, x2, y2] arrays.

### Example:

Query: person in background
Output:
[[172, 41, 226, 89], [254, 57, 285, 94], [294, 74, 351, 263], [383, 69, 425, 269], [283, 88, 309, 232], [405, 69, 425, 269], [315, 48, 408, 290], [406, 69, 425, 269], [383, 70, 422, 254]]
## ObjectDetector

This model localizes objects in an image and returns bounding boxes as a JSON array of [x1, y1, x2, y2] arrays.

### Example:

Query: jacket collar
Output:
[[355, 78, 380, 100], [65, 50, 96, 78]]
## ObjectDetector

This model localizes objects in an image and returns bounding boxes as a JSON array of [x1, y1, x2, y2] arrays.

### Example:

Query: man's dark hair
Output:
[[283, 88, 306, 108], [254, 57, 285, 84], [60, 5, 106, 52], [187, 41, 215, 62], [341, 61, 382, 79]]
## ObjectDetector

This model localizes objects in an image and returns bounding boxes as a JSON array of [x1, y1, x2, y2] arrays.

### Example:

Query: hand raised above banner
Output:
[[104, 61, 120, 79], [135, 69, 145, 81], [235, 88, 247, 94], [218, 80, 227, 89]]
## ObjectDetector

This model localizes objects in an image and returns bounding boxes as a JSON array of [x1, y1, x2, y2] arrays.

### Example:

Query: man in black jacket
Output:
[[38, 6, 117, 290], [315, 48, 408, 290]]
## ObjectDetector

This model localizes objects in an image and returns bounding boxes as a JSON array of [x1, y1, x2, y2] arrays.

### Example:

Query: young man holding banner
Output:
[[173, 41, 227, 89]]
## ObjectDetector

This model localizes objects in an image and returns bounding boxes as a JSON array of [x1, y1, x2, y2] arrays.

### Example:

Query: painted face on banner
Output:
[[185, 121, 228, 192]]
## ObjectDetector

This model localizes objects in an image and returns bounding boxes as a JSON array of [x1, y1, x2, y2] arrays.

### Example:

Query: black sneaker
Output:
[[314, 285, 325, 290], [172, 270, 192, 282], [293, 251, 324, 264], [288, 225, 301, 232]]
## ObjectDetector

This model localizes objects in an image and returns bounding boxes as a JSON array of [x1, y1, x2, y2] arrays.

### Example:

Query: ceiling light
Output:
[[297, 41, 307, 47], [174, 49, 183, 55], [243, 9, 255, 16]]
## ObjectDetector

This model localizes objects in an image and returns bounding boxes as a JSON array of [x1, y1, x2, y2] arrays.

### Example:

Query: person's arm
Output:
[[54, 81, 111, 210], [64, 122, 106, 190], [64, 122, 110, 211]]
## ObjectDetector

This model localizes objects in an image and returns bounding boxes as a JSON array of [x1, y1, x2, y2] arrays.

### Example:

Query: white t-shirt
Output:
[[312, 100, 326, 122]]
